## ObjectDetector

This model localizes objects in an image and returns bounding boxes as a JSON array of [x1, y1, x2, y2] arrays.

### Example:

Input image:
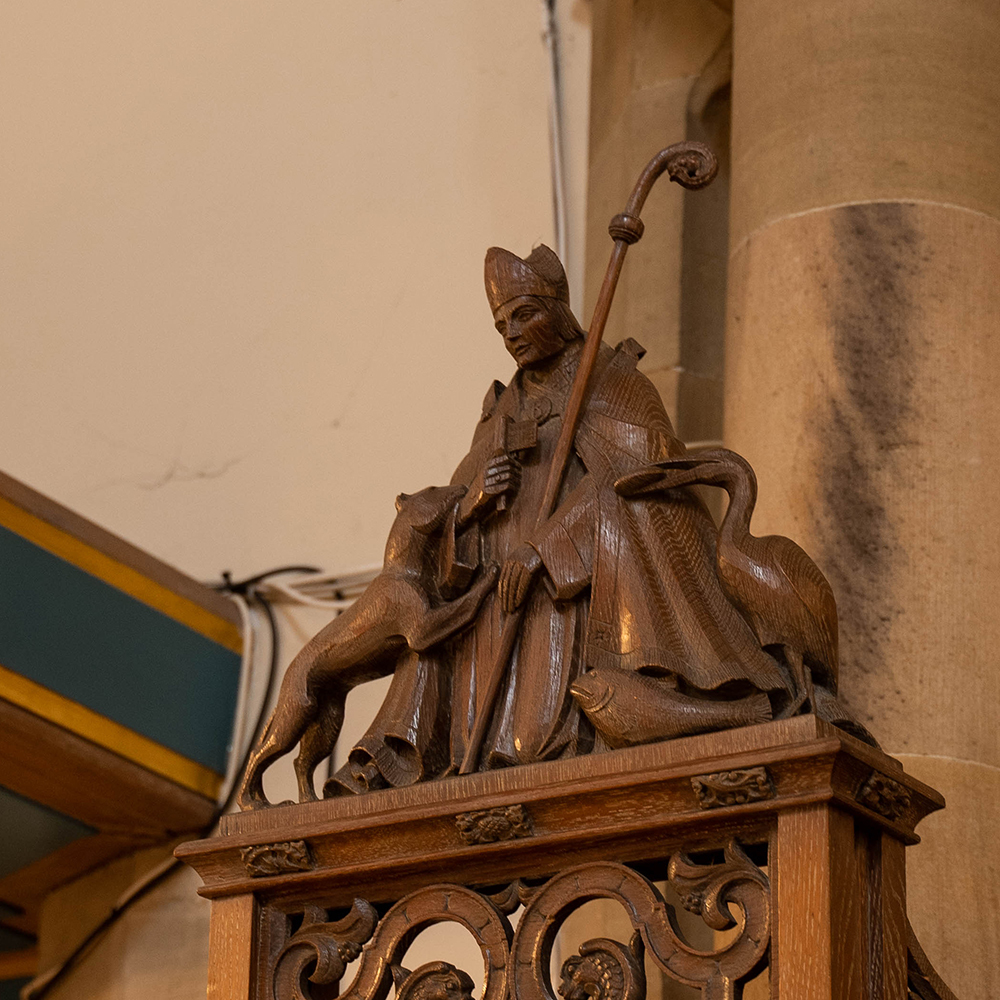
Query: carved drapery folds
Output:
[[271, 842, 770, 1000]]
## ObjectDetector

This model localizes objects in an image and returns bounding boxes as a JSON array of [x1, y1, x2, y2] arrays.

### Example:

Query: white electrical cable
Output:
[[216, 591, 257, 809], [215, 566, 380, 806], [254, 565, 381, 611]]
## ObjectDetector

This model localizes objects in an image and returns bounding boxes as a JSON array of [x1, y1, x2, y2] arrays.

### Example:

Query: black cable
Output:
[[216, 564, 321, 594], [23, 859, 180, 999], [25, 567, 297, 999]]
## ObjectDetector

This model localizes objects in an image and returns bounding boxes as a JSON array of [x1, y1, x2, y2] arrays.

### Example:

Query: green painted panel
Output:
[[0, 925, 33, 953], [0, 525, 240, 773], [0, 786, 95, 881]]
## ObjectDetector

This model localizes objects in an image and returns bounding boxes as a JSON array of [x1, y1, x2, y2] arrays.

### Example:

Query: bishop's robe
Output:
[[328, 338, 786, 793]]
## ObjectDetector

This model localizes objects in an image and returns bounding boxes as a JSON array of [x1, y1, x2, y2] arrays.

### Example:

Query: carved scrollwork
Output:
[[513, 843, 769, 1000], [274, 900, 378, 999], [483, 877, 547, 915], [667, 841, 769, 933], [690, 768, 773, 809], [273, 885, 512, 1000]]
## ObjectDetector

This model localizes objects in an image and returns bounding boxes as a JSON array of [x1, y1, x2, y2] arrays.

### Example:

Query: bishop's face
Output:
[[493, 296, 566, 369]]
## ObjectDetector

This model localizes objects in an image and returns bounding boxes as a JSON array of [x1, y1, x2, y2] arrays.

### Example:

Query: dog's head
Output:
[[393, 484, 467, 533]]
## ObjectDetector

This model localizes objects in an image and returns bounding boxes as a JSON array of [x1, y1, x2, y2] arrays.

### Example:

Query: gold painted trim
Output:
[[0, 664, 222, 800], [0, 497, 242, 654]]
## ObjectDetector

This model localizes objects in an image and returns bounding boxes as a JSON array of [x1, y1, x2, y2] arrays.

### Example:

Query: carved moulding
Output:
[[270, 842, 769, 1000]]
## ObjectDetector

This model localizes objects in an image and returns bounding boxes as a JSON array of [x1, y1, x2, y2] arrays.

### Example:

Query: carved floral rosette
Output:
[[269, 840, 770, 1000]]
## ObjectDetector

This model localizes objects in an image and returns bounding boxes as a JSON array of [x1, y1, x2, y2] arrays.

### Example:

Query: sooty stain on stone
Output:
[[812, 203, 923, 689]]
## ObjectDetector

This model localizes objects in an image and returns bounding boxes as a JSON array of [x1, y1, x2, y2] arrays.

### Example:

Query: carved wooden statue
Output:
[[185, 142, 959, 1000], [237, 142, 871, 811]]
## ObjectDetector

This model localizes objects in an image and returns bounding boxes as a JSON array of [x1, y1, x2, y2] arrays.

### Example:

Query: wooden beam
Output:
[[0, 698, 216, 836], [0, 946, 38, 980]]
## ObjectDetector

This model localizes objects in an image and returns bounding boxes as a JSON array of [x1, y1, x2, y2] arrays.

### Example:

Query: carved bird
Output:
[[615, 448, 838, 716]]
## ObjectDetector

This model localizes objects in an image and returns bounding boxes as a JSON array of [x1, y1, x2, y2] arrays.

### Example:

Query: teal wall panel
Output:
[[0, 526, 240, 773], [0, 785, 95, 881]]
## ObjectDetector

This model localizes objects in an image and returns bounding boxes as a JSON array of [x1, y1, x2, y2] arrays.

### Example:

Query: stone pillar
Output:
[[584, 0, 731, 435], [725, 1, 1000, 996]]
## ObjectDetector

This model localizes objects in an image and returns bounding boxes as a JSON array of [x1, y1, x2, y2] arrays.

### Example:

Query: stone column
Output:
[[584, 0, 731, 437], [725, 1, 1000, 995], [577, 6, 740, 997]]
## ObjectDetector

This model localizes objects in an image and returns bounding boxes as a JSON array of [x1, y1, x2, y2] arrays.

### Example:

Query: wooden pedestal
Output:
[[178, 717, 946, 1000]]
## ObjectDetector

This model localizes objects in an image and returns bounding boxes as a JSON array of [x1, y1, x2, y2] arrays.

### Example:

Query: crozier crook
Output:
[[459, 141, 718, 774]]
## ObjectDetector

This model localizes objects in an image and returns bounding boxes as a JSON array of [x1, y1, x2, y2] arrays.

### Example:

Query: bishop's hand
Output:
[[498, 543, 542, 612], [483, 454, 521, 504], [458, 454, 522, 526]]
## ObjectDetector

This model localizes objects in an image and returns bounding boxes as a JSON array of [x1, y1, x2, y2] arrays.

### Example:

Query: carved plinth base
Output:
[[177, 717, 946, 1000]]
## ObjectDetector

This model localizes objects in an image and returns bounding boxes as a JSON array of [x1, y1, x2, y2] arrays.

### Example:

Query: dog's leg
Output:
[[236, 663, 322, 809], [237, 716, 285, 809], [293, 692, 345, 802], [410, 564, 498, 652]]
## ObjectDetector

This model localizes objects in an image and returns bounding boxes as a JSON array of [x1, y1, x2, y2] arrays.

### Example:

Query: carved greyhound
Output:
[[237, 484, 496, 809]]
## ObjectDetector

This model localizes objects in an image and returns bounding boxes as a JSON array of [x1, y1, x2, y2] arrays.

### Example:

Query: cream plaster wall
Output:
[[1, 1, 591, 582], [2, 2, 591, 995]]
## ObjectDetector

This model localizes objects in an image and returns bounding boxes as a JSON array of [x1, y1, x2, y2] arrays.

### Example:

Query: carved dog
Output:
[[238, 484, 496, 809]]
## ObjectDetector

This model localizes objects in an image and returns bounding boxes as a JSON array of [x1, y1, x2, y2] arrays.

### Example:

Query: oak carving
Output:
[[690, 768, 774, 809], [237, 140, 870, 810], [241, 840, 313, 878], [455, 804, 532, 845], [559, 936, 645, 1000], [268, 843, 769, 1000], [858, 771, 912, 820], [272, 887, 510, 1000]]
